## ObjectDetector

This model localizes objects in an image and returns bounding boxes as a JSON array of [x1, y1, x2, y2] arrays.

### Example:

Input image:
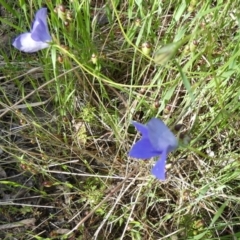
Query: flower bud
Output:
[[135, 18, 141, 27], [58, 55, 64, 63], [66, 10, 73, 21], [58, 4, 66, 13], [154, 100, 160, 109], [139, 88, 146, 94], [20, 119, 26, 125], [141, 42, 151, 56], [43, 181, 54, 187], [183, 45, 190, 55], [190, 39, 198, 52], [91, 53, 98, 64], [64, 21, 69, 27], [55, 5, 66, 21], [164, 105, 171, 114]]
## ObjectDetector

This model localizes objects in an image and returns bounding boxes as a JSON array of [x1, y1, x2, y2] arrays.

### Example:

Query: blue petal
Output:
[[147, 118, 178, 153], [31, 8, 51, 42], [132, 121, 148, 137], [151, 150, 167, 180], [129, 138, 160, 159], [12, 32, 49, 53]]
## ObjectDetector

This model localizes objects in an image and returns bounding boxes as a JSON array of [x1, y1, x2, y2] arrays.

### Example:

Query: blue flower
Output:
[[12, 8, 52, 53], [129, 118, 178, 180]]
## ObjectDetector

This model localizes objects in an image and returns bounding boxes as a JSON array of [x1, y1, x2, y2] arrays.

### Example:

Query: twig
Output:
[[0, 218, 36, 230]]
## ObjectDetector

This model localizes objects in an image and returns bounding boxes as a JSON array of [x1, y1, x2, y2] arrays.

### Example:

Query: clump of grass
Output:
[[0, 0, 240, 239]]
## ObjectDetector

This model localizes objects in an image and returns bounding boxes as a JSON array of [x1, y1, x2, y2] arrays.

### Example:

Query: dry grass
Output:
[[0, 0, 240, 239]]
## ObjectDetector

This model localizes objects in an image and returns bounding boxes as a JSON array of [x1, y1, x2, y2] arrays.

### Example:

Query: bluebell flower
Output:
[[129, 118, 178, 180], [12, 8, 52, 53]]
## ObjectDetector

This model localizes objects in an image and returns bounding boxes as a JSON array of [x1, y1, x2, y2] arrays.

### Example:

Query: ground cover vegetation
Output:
[[0, 0, 240, 239]]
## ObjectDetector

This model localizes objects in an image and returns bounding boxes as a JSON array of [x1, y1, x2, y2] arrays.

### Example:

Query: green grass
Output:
[[0, 0, 240, 239]]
